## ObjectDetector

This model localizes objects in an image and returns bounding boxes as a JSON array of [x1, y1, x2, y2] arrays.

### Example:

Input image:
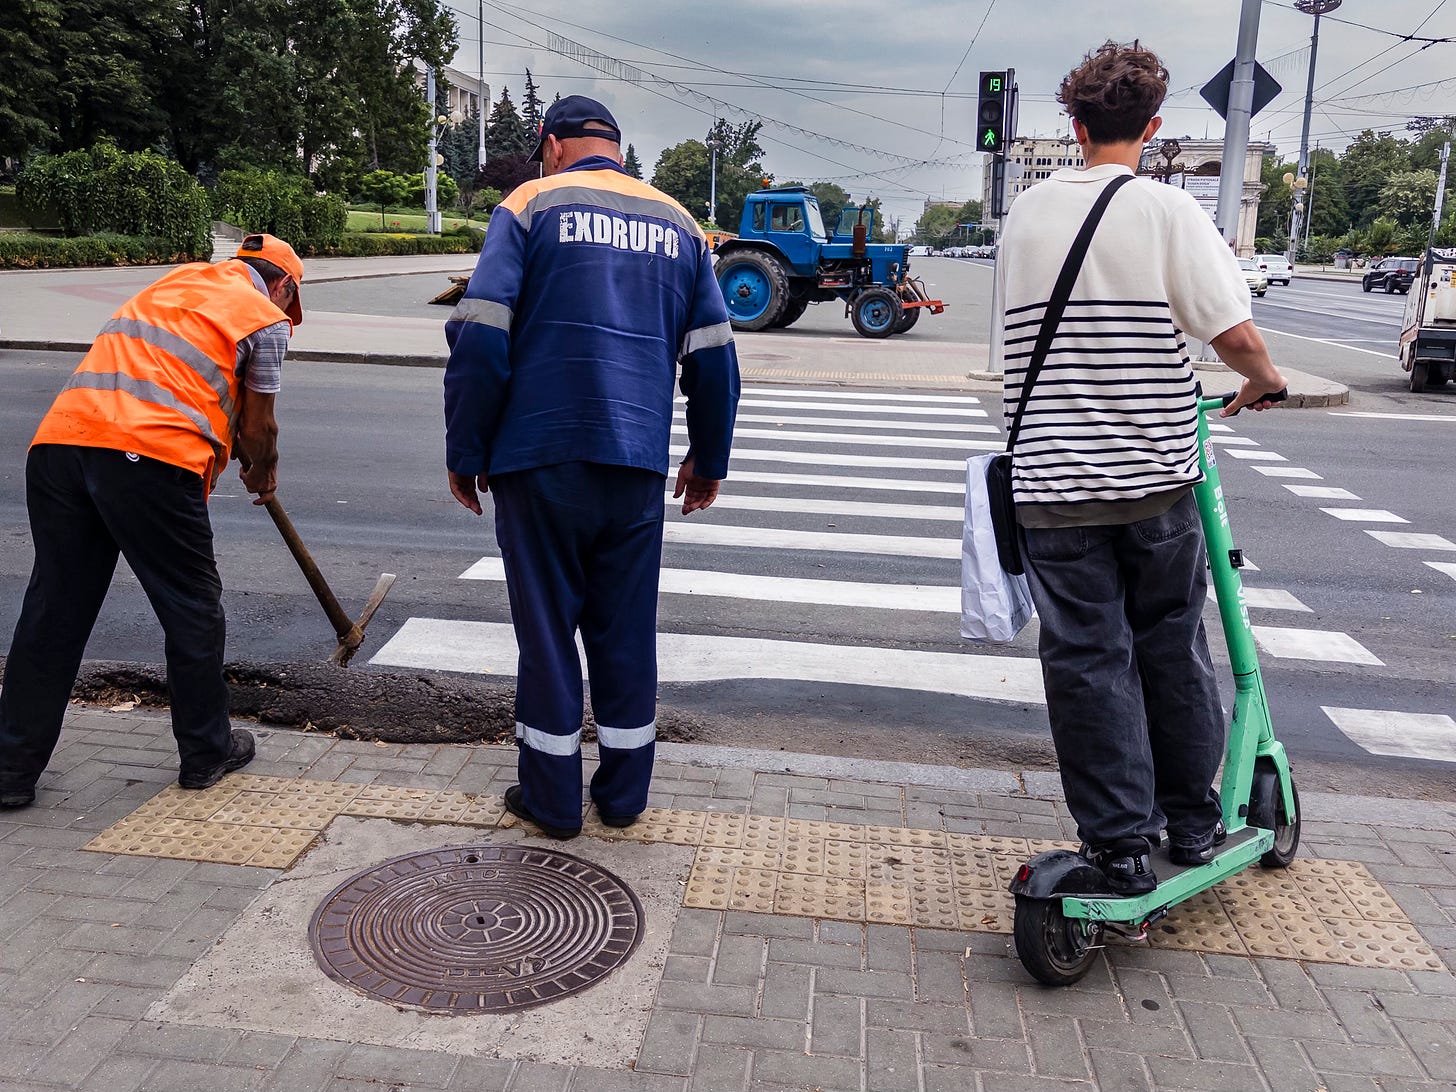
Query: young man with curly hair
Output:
[[991, 42, 1287, 893]]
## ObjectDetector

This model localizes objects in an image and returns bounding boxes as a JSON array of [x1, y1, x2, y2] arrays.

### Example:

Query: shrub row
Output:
[[0, 232, 204, 270], [294, 230, 482, 257], [213, 168, 348, 247]]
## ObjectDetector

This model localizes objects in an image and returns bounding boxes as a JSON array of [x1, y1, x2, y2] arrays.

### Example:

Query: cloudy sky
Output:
[[441, 0, 1456, 228]]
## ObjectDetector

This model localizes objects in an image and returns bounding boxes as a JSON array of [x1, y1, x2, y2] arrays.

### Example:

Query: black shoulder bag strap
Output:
[[1003, 172, 1135, 454]]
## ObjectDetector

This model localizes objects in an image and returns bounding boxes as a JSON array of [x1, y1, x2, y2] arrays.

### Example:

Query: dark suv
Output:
[[1362, 256, 1419, 294]]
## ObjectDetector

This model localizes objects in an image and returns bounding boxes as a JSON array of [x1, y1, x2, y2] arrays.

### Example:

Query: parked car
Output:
[[1362, 257, 1420, 294], [1238, 259, 1268, 298], [1255, 253, 1293, 285]]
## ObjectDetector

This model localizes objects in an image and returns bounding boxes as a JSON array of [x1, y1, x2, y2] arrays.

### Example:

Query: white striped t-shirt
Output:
[[992, 164, 1252, 508]]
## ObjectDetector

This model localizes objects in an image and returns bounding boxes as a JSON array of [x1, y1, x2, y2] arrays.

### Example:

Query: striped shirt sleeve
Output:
[[237, 320, 290, 395]]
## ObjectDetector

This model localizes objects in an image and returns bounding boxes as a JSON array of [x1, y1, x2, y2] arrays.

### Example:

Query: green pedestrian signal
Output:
[[977, 70, 1010, 154]]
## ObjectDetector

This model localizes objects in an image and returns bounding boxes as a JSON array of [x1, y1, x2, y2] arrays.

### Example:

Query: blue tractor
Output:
[[713, 186, 944, 338]]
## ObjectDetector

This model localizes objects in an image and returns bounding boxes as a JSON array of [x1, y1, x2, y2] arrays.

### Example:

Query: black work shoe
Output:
[[1169, 818, 1228, 866], [1089, 840, 1158, 895], [0, 787, 35, 809], [178, 729, 255, 790], [598, 810, 640, 829], [504, 784, 580, 840]]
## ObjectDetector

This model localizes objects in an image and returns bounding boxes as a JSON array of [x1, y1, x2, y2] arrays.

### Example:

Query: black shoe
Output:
[[598, 810, 640, 829], [1168, 818, 1228, 866], [1088, 839, 1158, 895], [178, 729, 255, 790], [0, 787, 35, 809], [504, 784, 580, 840]]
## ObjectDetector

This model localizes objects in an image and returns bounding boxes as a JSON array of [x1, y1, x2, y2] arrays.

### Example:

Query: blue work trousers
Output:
[[491, 461, 665, 831]]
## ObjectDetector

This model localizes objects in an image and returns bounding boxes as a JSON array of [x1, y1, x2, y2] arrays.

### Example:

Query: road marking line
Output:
[[675, 426, 1001, 448], [670, 493, 963, 522], [720, 470, 967, 496], [662, 522, 960, 559], [1329, 412, 1456, 423], [370, 619, 1049, 706], [1223, 449, 1288, 462], [1258, 327, 1395, 359], [672, 446, 975, 471], [1319, 508, 1410, 524], [1365, 531, 1456, 551], [1283, 485, 1360, 500], [740, 388, 984, 405], [1250, 626, 1383, 666], [1224, 588, 1311, 612], [1251, 466, 1322, 479], [705, 398, 991, 419], [462, 557, 962, 613], [1322, 707, 1456, 764], [1426, 561, 1456, 582], [1209, 435, 1258, 446], [732, 412, 991, 432], [1207, 423, 1235, 433]]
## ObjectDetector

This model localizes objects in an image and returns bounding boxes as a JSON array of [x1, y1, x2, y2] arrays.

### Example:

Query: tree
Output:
[[1256, 156, 1297, 241], [522, 69, 544, 134], [652, 140, 711, 221], [1377, 169, 1439, 229], [623, 144, 643, 180], [355, 168, 411, 227], [485, 87, 531, 160], [407, 169, 457, 208], [0, 0, 63, 161], [705, 118, 768, 229], [1341, 130, 1411, 228]]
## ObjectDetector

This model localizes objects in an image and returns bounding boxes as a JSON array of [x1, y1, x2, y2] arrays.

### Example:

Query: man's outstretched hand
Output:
[[673, 456, 721, 515], [449, 470, 489, 515]]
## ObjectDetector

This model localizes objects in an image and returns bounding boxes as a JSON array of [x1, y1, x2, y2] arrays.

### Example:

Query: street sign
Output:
[[978, 71, 1009, 152], [1200, 59, 1282, 121]]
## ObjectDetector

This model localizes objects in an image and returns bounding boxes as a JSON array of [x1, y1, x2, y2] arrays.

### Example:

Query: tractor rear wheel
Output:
[[894, 306, 921, 334], [716, 251, 788, 331], [851, 287, 903, 338], [772, 299, 808, 329]]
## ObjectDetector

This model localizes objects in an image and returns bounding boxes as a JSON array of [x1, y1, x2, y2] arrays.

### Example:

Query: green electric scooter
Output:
[[1009, 389, 1301, 986]]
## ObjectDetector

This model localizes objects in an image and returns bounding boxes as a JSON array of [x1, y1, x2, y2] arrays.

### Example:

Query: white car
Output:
[[1255, 254, 1293, 285], [1238, 259, 1268, 298]]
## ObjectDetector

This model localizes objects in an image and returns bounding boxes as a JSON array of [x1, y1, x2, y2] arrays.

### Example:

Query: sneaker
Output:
[[0, 787, 35, 809], [178, 729, 255, 790], [504, 784, 580, 840], [1168, 818, 1228, 866], [1088, 839, 1158, 895]]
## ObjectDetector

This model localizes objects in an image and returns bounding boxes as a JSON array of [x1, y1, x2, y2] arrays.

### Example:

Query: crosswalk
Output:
[[369, 386, 1453, 765]]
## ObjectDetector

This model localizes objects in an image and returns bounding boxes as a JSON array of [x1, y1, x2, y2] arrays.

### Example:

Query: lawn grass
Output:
[[346, 208, 480, 233]]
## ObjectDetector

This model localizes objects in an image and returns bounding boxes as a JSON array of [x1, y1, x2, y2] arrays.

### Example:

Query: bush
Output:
[[292, 231, 481, 258], [0, 232, 201, 270], [1297, 235, 1339, 264], [15, 143, 211, 258], [213, 168, 347, 247]]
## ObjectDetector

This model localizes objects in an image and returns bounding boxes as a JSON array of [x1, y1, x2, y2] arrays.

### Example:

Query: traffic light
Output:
[[978, 71, 1009, 153]]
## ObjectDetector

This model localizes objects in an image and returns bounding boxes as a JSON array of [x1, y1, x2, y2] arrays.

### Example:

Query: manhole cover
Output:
[[309, 845, 644, 1013]]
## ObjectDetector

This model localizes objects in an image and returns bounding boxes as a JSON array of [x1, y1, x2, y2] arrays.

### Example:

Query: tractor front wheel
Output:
[[716, 251, 789, 331], [851, 287, 903, 338]]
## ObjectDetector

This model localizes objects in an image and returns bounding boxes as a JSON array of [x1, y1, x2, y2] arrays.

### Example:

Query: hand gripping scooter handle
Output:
[[1214, 387, 1288, 416]]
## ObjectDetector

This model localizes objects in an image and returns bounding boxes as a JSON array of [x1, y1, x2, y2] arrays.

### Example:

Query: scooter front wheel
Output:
[[1013, 895, 1105, 986], [1260, 778, 1301, 868]]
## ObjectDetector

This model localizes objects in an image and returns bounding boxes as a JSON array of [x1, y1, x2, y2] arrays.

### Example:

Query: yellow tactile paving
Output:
[[82, 774, 1445, 970]]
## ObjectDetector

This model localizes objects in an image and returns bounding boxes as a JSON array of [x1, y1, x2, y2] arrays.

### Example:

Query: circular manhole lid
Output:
[[309, 845, 644, 1014]]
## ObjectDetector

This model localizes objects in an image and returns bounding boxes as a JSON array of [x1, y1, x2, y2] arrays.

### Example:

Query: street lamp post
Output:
[[425, 67, 442, 235], [1289, 0, 1341, 265], [707, 131, 722, 228]]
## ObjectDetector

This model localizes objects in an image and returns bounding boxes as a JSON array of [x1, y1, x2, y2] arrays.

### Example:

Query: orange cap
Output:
[[235, 233, 304, 325]]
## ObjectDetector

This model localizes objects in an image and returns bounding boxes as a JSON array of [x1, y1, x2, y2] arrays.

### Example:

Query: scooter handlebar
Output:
[[1198, 388, 1288, 416]]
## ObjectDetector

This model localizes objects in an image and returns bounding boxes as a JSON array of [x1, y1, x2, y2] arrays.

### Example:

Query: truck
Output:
[[1397, 248, 1456, 392], [713, 186, 944, 338]]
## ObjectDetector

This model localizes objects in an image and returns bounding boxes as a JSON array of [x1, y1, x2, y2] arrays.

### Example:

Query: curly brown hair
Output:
[[1057, 41, 1168, 145]]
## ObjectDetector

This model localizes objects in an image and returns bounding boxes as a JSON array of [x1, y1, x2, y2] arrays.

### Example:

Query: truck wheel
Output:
[[894, 306, 921, 333], [851, 288, 902, 338], [771, 299, 808, 329], [716, 251, 788, 331], [1411, 361, 1429, 393]]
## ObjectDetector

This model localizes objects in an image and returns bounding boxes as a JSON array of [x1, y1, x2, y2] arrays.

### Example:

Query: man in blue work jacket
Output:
[[444, 95, 740, 839]]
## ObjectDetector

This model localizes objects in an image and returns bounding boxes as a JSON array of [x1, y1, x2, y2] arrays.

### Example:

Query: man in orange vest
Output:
[[0, 234, 306, 809]]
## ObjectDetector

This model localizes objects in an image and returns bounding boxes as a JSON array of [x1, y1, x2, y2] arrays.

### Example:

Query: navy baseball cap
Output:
[[527, 95, 621, 162]]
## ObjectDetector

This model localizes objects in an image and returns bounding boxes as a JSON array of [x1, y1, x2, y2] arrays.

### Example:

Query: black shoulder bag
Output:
[[987, 173, 1134, 575]]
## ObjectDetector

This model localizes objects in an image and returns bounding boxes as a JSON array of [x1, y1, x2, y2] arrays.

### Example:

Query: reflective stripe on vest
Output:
[[96, 316, 237, 423], [60, 370, 226, 460]]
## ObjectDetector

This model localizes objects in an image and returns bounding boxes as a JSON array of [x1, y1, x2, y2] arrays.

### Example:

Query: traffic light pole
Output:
[[1215, 0, 1260, 252]]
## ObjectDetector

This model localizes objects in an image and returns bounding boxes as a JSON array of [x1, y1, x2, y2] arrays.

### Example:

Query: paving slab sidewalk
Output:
[[1, 706, 1452, 1092]]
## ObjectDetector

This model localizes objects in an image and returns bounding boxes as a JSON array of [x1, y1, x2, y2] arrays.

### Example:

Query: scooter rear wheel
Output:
[[1013, 895, 1105, 986], [1260, 778, 1301, 868]]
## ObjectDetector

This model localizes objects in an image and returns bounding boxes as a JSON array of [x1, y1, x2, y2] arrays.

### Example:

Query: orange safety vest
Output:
[[31, 260, 289, 490]]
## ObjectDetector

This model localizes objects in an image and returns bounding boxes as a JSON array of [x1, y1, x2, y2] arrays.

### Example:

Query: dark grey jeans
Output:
[[1022, 491, 1225, 852]]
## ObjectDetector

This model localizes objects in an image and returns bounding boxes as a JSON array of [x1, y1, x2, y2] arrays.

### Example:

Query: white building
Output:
[[411, 62, 489, 121], [981, 136, 1084, 222]]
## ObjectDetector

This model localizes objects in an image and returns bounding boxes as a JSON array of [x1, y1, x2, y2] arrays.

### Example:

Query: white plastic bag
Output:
[[960, 453, 1035, 643]]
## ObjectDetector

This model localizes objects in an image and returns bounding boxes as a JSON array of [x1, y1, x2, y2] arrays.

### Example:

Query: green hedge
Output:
[[0, 232, 204, 269], [15, 143, 211, 258], [214, 168, 347, 247], [294, 231, 482, 257]]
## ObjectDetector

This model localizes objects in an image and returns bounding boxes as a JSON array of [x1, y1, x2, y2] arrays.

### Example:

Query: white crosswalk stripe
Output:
[[1323, 707, 1456, 763], [371, 387, 1421, 764]]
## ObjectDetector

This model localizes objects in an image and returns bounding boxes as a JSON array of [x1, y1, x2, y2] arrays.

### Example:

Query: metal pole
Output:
[[1427, 141, 1450, 253], [425, 67, 440, 235], [1304, 148, 1317, 247], [477, 0, 486, 169], [1216, 0, 1261, 253], [1288, 10, 1323, 263], [709, 140, 718, 227]]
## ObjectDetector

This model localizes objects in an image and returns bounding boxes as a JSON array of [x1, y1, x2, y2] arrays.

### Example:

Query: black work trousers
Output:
[[0, 445, 232, 793], [1021, 491, 1226, 853]]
